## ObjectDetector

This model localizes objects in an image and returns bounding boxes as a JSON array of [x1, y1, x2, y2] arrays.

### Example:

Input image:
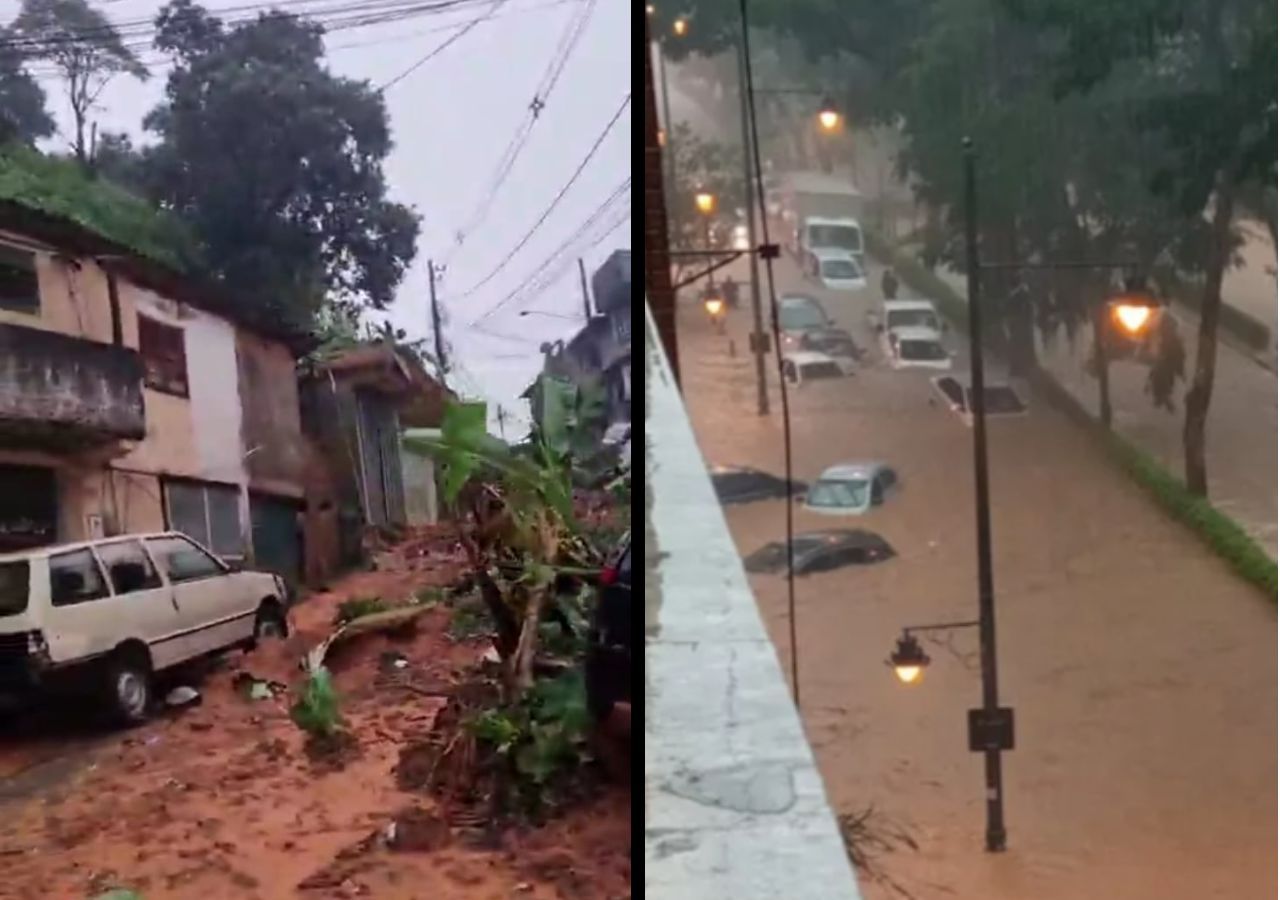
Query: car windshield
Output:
[[887, 309, 940, 331], [808, 479, 869, 508], [900, 340, 947, 361], [780, 302, 826, 331], [822, 259, 861, 279], [800, 361, 843, 380], [0, 561, 29, 616], [808, 224, 862, 252]]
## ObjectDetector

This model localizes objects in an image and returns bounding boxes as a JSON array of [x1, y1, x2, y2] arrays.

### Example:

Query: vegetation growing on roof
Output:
[[0, 144, 198, 271]]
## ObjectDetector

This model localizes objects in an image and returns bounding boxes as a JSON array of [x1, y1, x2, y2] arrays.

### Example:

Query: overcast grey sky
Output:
[[14, 0, 632, 436]]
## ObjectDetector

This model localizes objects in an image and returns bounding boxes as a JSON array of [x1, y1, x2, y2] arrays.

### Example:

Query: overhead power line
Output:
[[455, 92, 630, 299], [469, 176, 629, 324], [442, 0, 598, 258], [377, 0, 510, 91], [25, 0, 565, 81], [2, 0, 494, 52]]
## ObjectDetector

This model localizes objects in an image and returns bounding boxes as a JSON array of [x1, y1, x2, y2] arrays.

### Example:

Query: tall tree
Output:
[[1005, 0, 1276, 494], [10, 0, 148, 163], [141, 0, 419, 327], [0, 32, 55, 145]]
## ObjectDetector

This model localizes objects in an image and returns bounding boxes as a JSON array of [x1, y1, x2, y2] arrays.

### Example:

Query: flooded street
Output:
[[677, 252, 1276, 899]]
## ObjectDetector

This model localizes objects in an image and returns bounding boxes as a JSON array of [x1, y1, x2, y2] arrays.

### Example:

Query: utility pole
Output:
[[735, 36, 768, 416], [428, 259, 448, 382], [577, 258, 593, 320], [495, 405, 509, 441], [644, 13, 679, 381], [962, 138, 1008, 854]]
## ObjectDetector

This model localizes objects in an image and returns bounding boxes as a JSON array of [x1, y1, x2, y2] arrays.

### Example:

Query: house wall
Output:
[[0, 230, 301, 564], [0, 231, 114, 343], [236, 331, 306, 500]]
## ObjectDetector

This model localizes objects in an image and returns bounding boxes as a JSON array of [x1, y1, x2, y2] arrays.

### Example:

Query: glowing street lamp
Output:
[[1106, 289, 1161, 339], [889, 633, 930, 685], [817, 97, 842, 133], [694, 190, 717, 215], [673, 15, 688, 37]]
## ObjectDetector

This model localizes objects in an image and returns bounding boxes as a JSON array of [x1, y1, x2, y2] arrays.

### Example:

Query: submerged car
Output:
[[782, 350, 853, 384], [883, 326, 953, 370], [879, 298, 945, 334], [808, 248, 868, 292], [778, 294, 831, 352], [800, 326, 862, 364], [0, 533, 290, 724], [710, 466, 808, 505], [803, 461, 900, 516], [743, 530, 895, 576]]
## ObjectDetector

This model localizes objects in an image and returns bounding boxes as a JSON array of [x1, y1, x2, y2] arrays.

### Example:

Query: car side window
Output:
[[97, 540, 164, 595], [146, 536, 225, 584], [49, 549, 110, 607]]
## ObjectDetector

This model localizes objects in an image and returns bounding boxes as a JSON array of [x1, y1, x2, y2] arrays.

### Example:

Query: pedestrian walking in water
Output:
[[881, 268, 899, 300]]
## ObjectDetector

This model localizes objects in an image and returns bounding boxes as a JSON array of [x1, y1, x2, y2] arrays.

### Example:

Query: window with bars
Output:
[[0, 243, 39, 315], [138, 314, 189, 396], [163, 479, 244, 560]]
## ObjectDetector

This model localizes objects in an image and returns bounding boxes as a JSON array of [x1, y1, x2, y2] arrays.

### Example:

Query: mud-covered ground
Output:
[[0, 527, 630, 900]]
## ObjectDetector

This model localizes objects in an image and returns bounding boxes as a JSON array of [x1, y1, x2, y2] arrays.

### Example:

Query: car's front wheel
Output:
[[253, 603, 289, 642], [105, 650, 152, 726]]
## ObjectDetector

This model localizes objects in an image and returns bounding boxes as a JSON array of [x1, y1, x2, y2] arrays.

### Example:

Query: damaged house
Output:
[[300, 343, 453, 586], [0, 200, 311, 584]]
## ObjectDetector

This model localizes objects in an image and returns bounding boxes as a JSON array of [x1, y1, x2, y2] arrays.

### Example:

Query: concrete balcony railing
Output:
[[0, 322, 146, 449], [644, 301, 864, 899]]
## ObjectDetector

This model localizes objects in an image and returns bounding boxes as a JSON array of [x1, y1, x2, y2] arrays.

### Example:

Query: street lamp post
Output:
[[887, 141, 1164, 856], [961, 137, 1008, 854], [647, 8, 680, 215], [733, 35, 769, 417]]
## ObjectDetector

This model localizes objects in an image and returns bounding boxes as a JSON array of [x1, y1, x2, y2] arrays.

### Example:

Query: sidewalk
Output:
[[928, 265, 1278, 558]]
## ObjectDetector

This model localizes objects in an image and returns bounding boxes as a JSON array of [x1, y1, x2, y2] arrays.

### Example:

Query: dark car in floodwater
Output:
[[710, 465, 808, 505], [743, 529, 895, 576]]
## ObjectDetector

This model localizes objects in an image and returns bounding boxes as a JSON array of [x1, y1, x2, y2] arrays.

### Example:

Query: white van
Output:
[[879, 299, 945, 335], [0, 532, 290, 723]]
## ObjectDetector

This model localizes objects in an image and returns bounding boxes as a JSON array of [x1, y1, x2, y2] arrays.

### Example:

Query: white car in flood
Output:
[[781, 350, 854, 385], [803, 461, 900, 516], [807, 249, 867, 292], [0, 533, 290, 724], [882, 326, 953, 370]]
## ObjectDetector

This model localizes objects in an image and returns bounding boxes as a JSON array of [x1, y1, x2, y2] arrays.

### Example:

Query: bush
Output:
[[290, 668, 344, 738], [467, 671, 592, 814], [1106, 438, 1277, 597]]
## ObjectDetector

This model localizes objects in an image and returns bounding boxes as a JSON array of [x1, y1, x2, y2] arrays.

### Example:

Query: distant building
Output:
[[527, 249, 631, 433]]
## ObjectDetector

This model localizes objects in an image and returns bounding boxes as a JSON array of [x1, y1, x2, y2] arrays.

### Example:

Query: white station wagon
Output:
[[0, 532, 291, 724]]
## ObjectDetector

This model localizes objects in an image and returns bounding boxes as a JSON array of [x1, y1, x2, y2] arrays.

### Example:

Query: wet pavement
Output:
[[674, 251, 1276, 900]]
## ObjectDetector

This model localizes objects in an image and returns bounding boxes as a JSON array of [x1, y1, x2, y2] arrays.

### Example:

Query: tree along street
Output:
[[675, 251, 1275, 899]]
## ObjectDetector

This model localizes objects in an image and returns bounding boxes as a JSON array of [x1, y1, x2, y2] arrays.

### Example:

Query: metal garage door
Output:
[[250, 494, 302, 587]]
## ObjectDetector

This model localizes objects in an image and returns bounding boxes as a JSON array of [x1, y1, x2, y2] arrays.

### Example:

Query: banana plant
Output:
[[405, 391, 601, 699]]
